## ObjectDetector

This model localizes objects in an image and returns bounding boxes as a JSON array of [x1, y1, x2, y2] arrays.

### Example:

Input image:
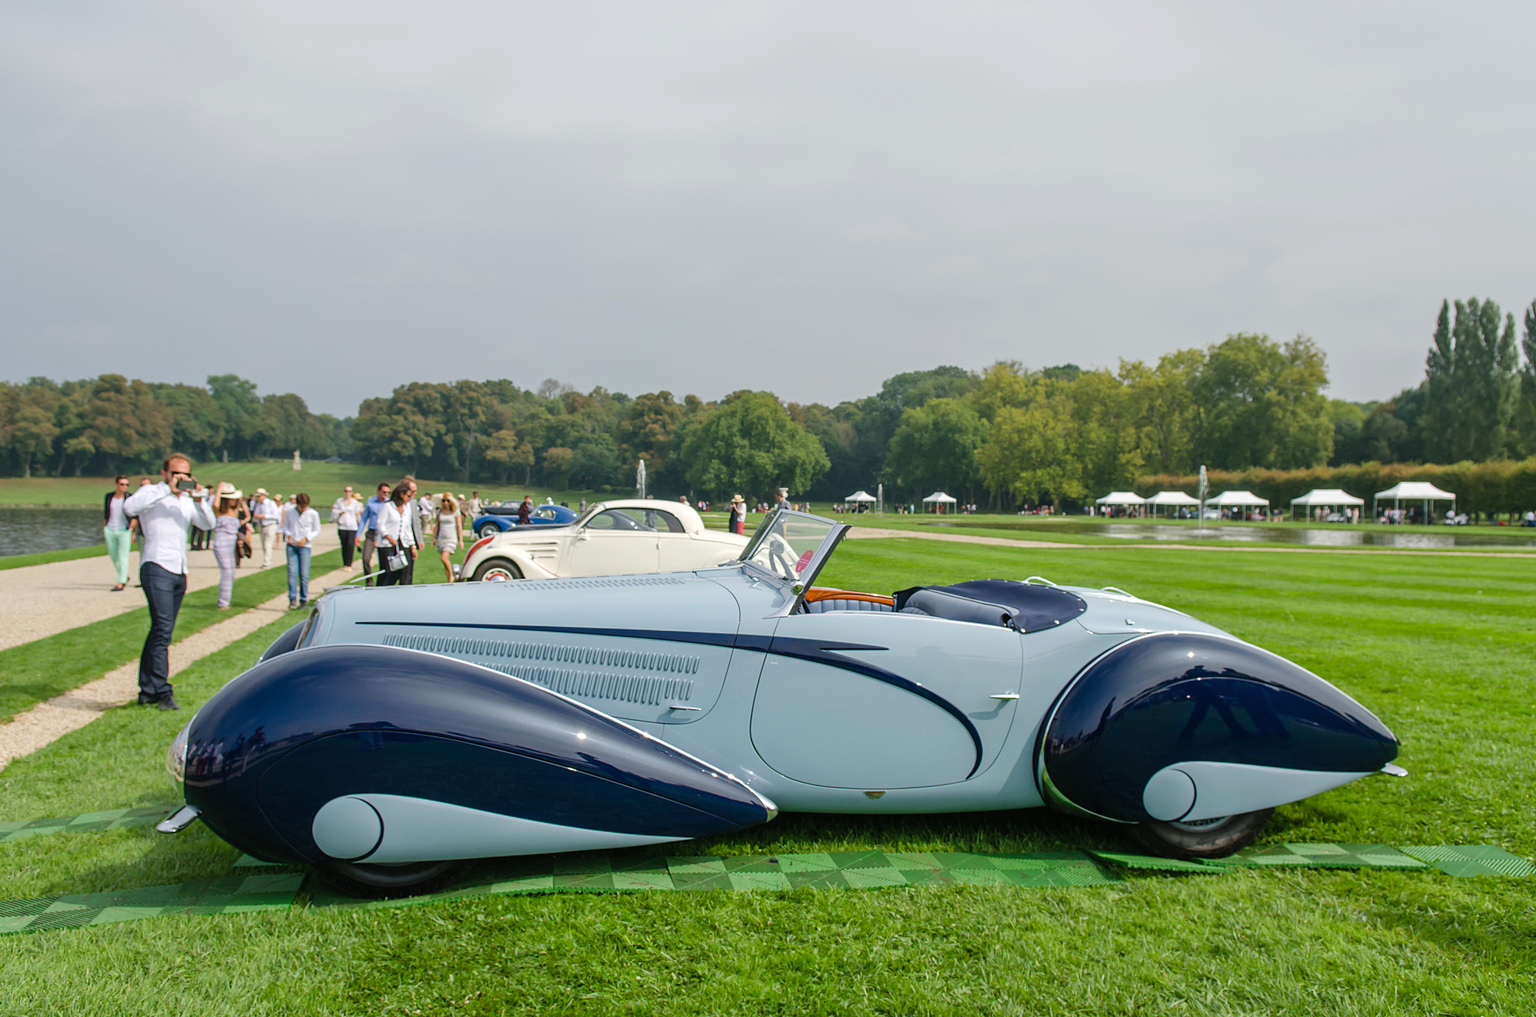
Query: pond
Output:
[[0, 507, 107, 558], [925, 518, 1536, 549]]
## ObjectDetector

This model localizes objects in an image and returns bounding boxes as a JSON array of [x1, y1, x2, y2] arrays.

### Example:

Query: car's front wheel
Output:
[[477, 523, 501, 539], [470, 559, 523, 582], [318, 859, 475, 899], [1128, 808, 1273, 859]]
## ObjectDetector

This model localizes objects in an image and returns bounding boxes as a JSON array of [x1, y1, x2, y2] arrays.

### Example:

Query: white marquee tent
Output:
[[1290, 488, 1365, 521], [1146, 490, 1201, 518], [1373, 481, 1456, 521], [1207, 490, 1269, 519], [922, 490, 958, 514], [845, 490, 876, 502], [1094, 491, 1146, 517]]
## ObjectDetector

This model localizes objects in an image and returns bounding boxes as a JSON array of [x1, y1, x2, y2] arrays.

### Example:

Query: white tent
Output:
[[1094, 491, 1146, 518], [845, 490, 876, 502], [921, 490, 958, 514], [1146, 490, 1200, 518], [1290, 488, 1365, 521], [1373, 481, 1456, 522], [1207, 490, 1269, 519]]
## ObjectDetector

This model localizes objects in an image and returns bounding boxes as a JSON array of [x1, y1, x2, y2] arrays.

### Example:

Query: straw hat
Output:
[[254, 488, 269, 496], [215, 482, 244, 500], [731, 494, 745, 504]]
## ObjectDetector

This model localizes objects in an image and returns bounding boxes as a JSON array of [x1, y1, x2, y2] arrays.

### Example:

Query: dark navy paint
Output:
[[183, 644, 770, 864], [1039, 632, 1399, 822], [258, 620, 307, 662], [894, 581, 1087, 633]]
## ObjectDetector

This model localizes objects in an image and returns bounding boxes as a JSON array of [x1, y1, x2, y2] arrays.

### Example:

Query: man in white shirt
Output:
[[122, 453, 214, 711], [251, 489, 280, 567], [467, 491, 482, 519]]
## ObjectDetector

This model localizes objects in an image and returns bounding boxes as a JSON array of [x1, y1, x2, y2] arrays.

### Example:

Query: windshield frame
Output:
[[735, 507, 850, 606]]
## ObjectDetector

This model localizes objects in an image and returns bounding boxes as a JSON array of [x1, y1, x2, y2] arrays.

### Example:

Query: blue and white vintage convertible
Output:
[[161, 509, 1402, 896]]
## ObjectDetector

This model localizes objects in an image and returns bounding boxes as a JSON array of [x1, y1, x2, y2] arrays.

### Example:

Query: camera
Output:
[[175, 478, 198, 492]]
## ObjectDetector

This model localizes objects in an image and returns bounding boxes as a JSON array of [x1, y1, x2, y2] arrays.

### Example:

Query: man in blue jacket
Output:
[[356, 481, 391, 587]]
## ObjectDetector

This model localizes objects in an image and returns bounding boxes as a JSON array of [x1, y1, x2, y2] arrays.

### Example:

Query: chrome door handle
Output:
[[989, 693, 1020, 701], [667, 704, 702, 711]]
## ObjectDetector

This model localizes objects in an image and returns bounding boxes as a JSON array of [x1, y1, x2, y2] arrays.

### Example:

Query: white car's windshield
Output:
[[737, 508, 845, 585]]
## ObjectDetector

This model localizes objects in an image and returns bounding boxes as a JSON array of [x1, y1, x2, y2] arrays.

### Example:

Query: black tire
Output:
[[477, 523, 500, 539], [317, 859, 476, 899], [1128, 808, 1273, 859], [470, 559, 523, 582]]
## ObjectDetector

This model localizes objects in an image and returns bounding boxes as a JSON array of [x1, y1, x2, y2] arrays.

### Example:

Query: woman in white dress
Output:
[[434, 492, 461, 584]]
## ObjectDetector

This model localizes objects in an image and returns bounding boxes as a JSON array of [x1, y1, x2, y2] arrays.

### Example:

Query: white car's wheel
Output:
[[470, 559, 523, 582]]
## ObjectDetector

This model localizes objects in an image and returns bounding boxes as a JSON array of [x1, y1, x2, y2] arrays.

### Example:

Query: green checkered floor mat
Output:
[[305, 849, 1121, 910], [1399, 844, 1536, 878], [0, 873, 304, 936], [4, 800, 1533, 936], [1090, 843, 1431, 872], [0, 804, 177, 844]]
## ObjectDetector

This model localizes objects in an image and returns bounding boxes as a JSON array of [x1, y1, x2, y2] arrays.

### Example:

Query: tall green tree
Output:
[[1516, 299, 1536, 457], [883, 398, 989, 500], [1192, 334, 1332, 470], [682, 391, 829, 499], [1423, 298, 1519, 462], [975, 381, 1085, 509]]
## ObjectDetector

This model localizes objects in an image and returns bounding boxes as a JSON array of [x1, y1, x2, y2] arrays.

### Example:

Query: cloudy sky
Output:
[[4, 2, 1534, 417]]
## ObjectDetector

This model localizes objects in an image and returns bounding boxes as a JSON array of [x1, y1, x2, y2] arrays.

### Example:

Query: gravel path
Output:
[[0, 528, 341, 652], [0, 565, 349, 771]]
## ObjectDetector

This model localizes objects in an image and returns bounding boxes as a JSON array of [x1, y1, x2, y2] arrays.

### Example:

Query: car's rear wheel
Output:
[[318, 859, 475, 899], [470, 559, 523, 582], [477, 523, 500, 539], [1128, 808, 1273, 859]]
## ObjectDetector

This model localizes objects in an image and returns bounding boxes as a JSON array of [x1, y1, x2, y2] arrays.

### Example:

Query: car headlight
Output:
[[166, 721, 190, 785]]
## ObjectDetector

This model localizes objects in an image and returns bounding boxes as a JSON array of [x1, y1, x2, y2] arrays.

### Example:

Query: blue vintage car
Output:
[[471, 502, 578, 538], [161, 509, 1402, 896]]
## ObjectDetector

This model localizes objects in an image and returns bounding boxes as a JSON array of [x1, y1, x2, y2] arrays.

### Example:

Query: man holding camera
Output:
[[123, 453, 215, 711]]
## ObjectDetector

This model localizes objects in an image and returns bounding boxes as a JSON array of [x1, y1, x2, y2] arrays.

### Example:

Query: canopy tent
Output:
[[1207, 490, 1269, 519], [1373, 481, 1456, 522], [1290, 488, 1365, 521], [921, 490, 958, 514], [1146, 490, 1200, 518], [843, 490, 876, 513], [1094, 491, 1146, 518]]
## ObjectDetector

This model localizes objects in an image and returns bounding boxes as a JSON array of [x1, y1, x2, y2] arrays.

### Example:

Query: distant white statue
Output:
[[292, 450, 302, 471]]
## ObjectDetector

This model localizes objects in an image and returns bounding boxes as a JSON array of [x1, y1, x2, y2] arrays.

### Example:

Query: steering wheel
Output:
[[764, 534, 798, 580]]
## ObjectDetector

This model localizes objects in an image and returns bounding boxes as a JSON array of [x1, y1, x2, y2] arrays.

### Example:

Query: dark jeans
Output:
[[375, 546, 414, 587], [339, 529, 356, 567], [138, 561, 186, 702]]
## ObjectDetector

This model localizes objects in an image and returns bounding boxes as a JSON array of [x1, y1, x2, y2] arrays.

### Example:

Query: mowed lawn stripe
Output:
[[0, 549, 341, 721]]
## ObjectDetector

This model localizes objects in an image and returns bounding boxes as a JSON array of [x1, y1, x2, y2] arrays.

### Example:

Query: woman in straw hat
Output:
[[728, 494, 746, 536], [210, 482, 245, 609]]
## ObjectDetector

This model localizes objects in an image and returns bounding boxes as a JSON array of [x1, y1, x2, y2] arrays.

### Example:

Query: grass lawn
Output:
[[0, 462, 617, 509], [0, 540, 1532, 1013], [0, 544, 106, 570], [831, 511, 1536, 551]]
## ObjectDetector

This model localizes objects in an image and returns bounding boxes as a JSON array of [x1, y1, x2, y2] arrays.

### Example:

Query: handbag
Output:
[[386, 548, 409, 572]]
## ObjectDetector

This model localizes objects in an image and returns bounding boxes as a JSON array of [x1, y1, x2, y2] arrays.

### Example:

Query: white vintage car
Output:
[[460, 499, 749, 582]]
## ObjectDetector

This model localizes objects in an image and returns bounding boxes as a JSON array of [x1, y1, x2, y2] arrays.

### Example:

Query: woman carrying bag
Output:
[[375, 480, 418, 588]]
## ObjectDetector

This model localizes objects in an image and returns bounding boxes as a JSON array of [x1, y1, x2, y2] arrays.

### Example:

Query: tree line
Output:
[[3, 297, 1533, 508]]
